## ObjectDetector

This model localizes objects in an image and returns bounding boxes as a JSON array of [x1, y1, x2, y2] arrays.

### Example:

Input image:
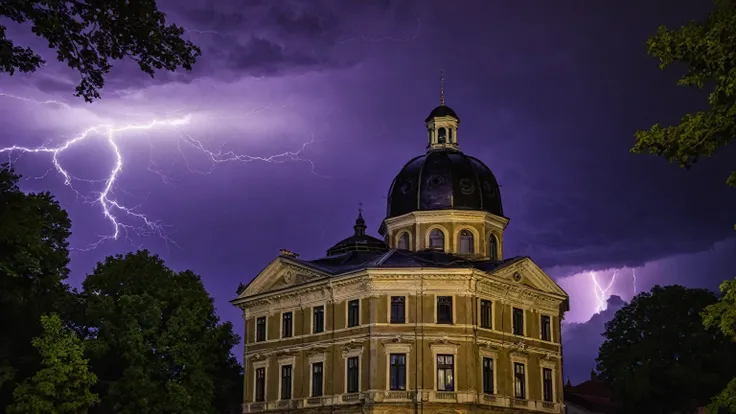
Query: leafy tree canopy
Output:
[[702, 278, 736, 412], [78, 250, 242, 414], [632, 0, 736, 203], [0, 0, 201, 102], [0, 164, 73, 410], [596, 285, 736, 414], [7, 313, 98, 414]]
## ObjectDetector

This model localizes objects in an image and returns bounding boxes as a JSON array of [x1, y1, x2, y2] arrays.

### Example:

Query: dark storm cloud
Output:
[[224, 36, 342, 76], [562, 295, 626, 384]]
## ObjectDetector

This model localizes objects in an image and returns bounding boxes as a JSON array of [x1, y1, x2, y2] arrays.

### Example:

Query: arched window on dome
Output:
[[449, 128, 454, 143], [458, 230, 474, 254], [398, 232, 410, 250], [437, 127, 447, 144], [429, 229, 445, 250], [489, 234, 499, 260]]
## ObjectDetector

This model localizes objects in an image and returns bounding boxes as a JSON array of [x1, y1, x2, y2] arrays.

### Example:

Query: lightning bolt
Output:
[[589, 271, 617, 313], [0, 93, 317, 250], [632, 268, 637, 296]]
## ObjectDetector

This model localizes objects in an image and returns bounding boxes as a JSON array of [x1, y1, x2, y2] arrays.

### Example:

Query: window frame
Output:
[[384, 343, 411, 391], [430, 344, 458, 393], [511, 358, 528, 400], [281, 311, 293, 339], [512, 307, 525, 336], [311, 305, 325, 334], [347, 299, 360, 328], [482, 357, 495, 394], [435, 295, 454, 325], [479, 298, 493, 329], [310, 360, 325, 397], [489, 233, 499, 260], [457, 228, 476, 255], [396, 231, 411, 250], [277, 355, 295, 401], [540, 314, 552, 342], [252, 359, 269, 403], [540, 360, 557, 403], [346, 356, 360, 394], [436, 354, 455, 392], [389, 296, 407, 324], [255, 316, 267, 342], [479, 349, 498, 396], [426, 226, 448, 251]]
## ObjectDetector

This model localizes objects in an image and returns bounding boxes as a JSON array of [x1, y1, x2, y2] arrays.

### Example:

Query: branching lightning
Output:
[[0, 93, 317, 250], [632, 268, 637, 296], [589, 271, 617, 313]]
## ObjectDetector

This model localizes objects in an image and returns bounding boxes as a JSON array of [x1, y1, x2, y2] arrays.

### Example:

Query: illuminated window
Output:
[[436, 354, 454, 391], [514, 362, 526, 399]]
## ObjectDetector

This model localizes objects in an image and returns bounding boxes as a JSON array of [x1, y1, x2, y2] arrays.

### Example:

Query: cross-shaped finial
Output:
[[357, 201, 363, 213]]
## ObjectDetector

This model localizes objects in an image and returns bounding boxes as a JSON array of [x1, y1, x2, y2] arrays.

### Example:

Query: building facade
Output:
[[232, 95, 570, 413]]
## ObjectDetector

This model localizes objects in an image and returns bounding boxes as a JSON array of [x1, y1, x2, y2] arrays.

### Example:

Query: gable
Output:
[[236, 257, 329, 299], [492, 257, 569, 299]]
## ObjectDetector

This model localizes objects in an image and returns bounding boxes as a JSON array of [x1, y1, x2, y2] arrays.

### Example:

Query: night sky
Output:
[[1, 0, 735, 386]]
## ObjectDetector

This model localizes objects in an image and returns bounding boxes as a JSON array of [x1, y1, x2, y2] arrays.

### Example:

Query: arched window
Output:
[[437, 127, 447, 144], [489, 234, 499, 260], [458, 230, 474, 254], [398, 232, 410, 250], [449, 128, 454, 143], [429, 229, 445, 250]]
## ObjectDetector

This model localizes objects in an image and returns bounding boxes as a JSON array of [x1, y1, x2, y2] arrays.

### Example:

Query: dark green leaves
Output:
[[0, 0, 201, 102]]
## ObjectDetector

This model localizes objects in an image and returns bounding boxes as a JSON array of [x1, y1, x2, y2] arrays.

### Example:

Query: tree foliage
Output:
[[7, 313, 98, 414], [0, 164, 73, 410], [632, 0, 736, 204], [0, 0, 201, 102], [78, 250, 242, 414], [702, 278, 736, 412], [596, 285, 736, 413]]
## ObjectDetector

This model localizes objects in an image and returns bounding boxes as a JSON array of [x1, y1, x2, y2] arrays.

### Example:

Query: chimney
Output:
[[279, 249, 299, 258]]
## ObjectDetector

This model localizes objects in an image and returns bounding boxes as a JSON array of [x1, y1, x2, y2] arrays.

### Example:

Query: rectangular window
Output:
[[311, 362, 323, 397], [390, 296, 405, 324], [436, 354, 455, 391], [541, 315, 551, 341], [514, 362, 526, 399], [347, 299, 360, 328], [480, 299, 492, 329], [281, 365, 292, 400], [313, 306, 324, 334], [282, 312, 292, 338], [346, 357, 359, 393], [512, 308, 524, 336], [255, 367, 265, 402], [389, 354, 407, 390], [437, 296, 453, 324], [543, 368, 554, 402], [256, 317, 266, 342], [482, 357, 494, 394]]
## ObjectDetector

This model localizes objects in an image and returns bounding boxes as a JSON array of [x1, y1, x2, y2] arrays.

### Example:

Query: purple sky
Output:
[[1, 0, 735, 385]]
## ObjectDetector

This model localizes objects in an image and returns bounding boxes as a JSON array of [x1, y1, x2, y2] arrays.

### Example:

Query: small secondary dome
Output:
[[425, 105, 459, 123], [326, 209, 387, 256]]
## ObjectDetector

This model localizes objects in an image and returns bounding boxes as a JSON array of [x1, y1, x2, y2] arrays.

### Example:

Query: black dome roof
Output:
[[326, 211, 387, 256], [386, 149, 503, 219], [425, 105, 459, 123]]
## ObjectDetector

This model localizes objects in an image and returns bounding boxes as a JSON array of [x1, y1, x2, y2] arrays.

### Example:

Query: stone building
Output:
[[232, 93, 570, 413]]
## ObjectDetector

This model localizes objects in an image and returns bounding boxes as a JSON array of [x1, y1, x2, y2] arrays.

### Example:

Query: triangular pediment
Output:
[[491, 258, 568, 298], [236, 257, 328, 299]]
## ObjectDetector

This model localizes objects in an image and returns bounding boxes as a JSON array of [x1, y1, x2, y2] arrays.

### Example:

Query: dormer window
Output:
[[398, 232, 410, 249]]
